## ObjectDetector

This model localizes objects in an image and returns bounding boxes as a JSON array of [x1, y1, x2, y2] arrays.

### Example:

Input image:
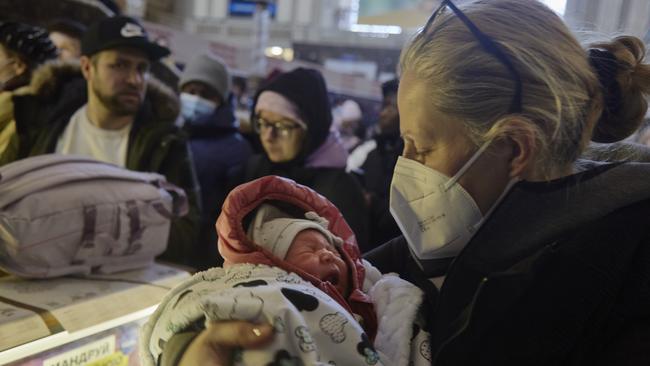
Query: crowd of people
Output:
[[0, 14, 404, 270], [2, 0, 650, 364]]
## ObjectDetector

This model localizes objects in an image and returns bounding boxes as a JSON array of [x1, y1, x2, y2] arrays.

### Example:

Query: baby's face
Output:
[[285, 229, 350, 296]]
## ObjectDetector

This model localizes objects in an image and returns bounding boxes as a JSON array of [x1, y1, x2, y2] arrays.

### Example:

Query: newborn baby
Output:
[[141, 176, 430, 366]]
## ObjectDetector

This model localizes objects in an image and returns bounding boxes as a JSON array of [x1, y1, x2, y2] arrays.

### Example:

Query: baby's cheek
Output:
[[287, 257, 318, 276]]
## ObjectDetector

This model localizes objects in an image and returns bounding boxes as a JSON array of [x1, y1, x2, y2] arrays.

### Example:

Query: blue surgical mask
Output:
[[180, 92, 217, 122]]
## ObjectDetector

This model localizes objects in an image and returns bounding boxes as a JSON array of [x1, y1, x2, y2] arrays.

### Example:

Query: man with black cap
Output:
[[0, 16, 201, 267]]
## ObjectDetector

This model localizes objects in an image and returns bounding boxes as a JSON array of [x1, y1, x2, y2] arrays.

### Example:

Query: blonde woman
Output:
[[367, 0, 650, 364], [164, 1, 650, 365]]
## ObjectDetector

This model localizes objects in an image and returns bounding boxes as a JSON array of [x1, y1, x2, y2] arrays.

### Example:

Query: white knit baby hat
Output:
[[248, 203, 342, 259]]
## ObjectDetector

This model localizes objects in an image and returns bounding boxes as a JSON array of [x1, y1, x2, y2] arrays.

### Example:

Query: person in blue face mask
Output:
[[178, 53, 253, 270], [179, 54, 229, 124]]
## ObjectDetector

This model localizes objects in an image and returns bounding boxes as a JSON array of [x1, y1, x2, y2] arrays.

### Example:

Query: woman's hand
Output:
[[178, 321, 274, 366]]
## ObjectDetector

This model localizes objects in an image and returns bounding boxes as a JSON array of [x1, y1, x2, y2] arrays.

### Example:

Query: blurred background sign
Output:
[[229, 0, 277, 18], [356, 0, 436, 29]]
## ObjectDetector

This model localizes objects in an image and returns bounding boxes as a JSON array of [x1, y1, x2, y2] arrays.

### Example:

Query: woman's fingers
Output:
[[203, 321, 275, 348], [178, 322, 274, 366]]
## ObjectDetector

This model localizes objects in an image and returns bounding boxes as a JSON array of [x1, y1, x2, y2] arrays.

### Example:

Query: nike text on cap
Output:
[[81, 16, 170, 60]]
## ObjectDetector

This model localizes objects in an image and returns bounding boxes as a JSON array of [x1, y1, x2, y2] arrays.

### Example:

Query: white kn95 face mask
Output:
[[389, 141, 518, 260]]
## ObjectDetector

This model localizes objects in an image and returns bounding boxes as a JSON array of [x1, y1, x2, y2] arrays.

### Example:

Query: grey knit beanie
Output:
[[247, 204, 342, 259], [179, 53, 231, 101]]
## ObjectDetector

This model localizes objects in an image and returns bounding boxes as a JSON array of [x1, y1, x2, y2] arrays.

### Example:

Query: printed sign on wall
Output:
[[43, 336, 116, 366]]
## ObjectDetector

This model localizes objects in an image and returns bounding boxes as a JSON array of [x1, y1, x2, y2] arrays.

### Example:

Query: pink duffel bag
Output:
[[0, 154, 188, 278]]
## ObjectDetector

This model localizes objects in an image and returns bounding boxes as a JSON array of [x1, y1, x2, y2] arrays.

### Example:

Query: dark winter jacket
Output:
[[183, 103, 252, 269], [366, 160, 650, 365], [0, 61, 201, 267], [361, 132, 403, 248]]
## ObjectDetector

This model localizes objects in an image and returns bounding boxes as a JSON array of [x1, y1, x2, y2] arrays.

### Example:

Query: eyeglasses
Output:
[[423, 0, 523, 114], [253, 116, 304, 138]]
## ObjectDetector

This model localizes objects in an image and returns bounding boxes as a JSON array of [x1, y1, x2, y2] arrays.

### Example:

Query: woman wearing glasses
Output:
[[164, 0, 650, 364], [231, 67, 370, 250]]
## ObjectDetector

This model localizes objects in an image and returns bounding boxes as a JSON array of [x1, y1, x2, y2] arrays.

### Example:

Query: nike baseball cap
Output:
[[81, 16, 169, 60]]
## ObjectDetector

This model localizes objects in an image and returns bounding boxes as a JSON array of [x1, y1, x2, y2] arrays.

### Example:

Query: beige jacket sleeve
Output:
[[0, 91, 16, 158], [0, 85, 35, 165]]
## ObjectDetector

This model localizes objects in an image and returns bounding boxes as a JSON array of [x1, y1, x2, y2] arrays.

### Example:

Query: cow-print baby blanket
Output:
[[140, 263, 431, 366]]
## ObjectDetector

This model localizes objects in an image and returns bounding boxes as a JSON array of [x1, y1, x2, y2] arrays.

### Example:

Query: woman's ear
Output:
[[497, 117, 539, 179], [12, 57, 27, 77]]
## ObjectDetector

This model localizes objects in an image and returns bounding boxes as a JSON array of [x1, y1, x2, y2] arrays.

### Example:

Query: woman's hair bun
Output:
[[589, 36, 650, 143]]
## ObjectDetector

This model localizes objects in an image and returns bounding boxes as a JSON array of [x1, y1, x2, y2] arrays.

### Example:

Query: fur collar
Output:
[[25, 60, 179, 123]]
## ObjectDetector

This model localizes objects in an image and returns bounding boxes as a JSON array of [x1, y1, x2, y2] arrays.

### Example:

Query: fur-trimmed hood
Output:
[[23, 60, 179, 124], [2, 60, 186, 171]]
